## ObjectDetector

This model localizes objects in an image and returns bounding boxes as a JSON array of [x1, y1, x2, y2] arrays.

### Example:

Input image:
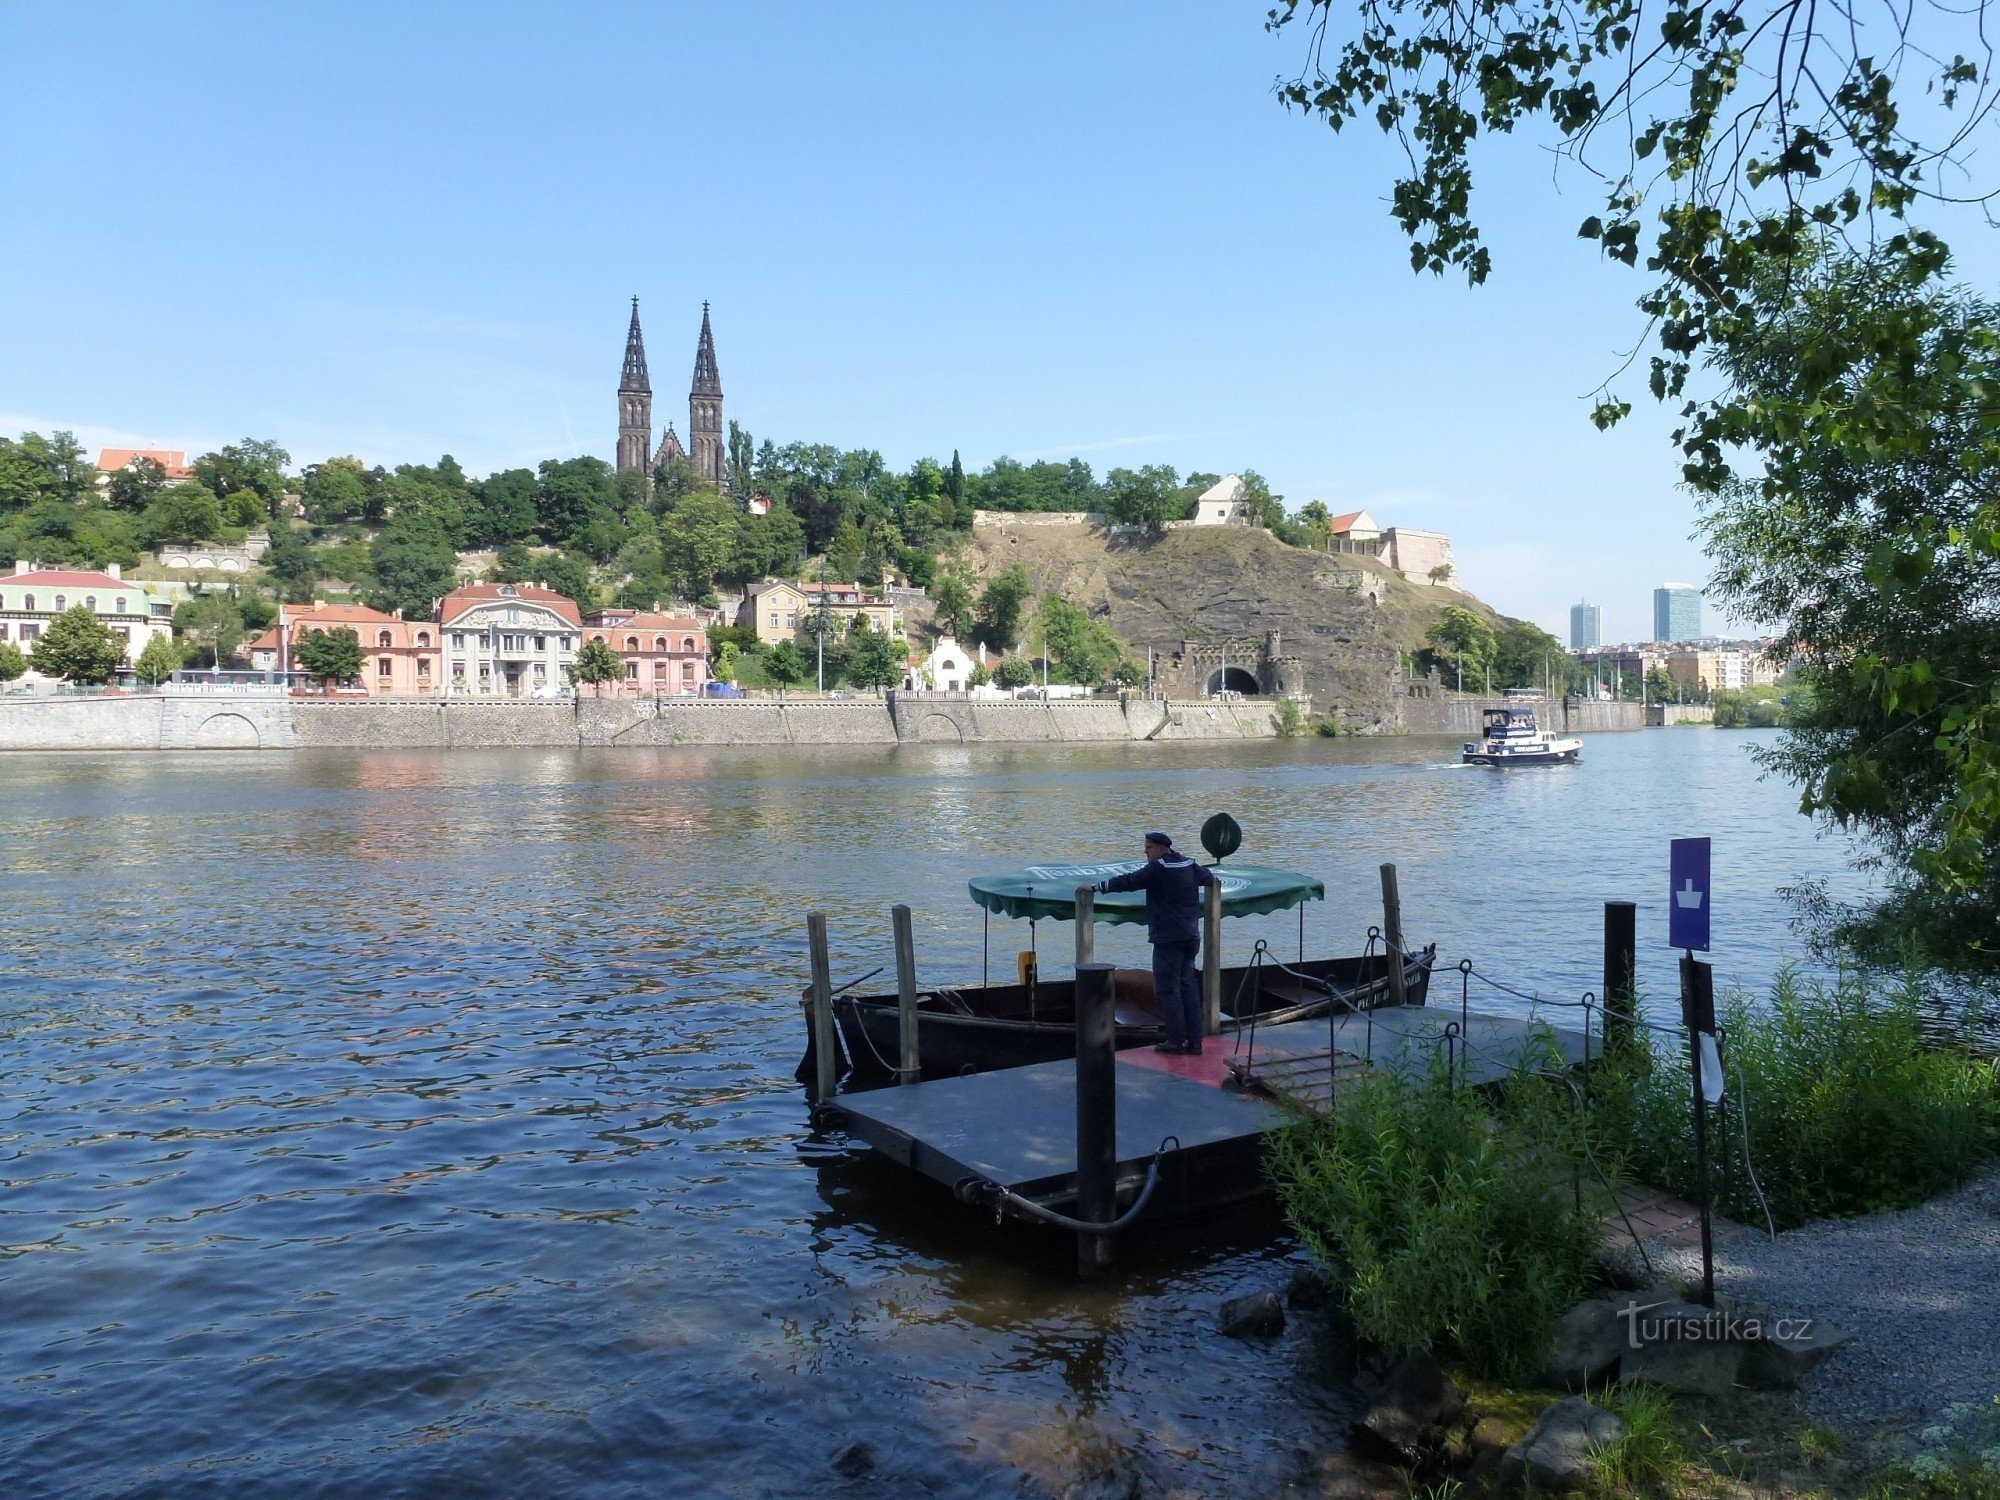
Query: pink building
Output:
[[248, 603, 441, 694], [583, 609, 711, 696]]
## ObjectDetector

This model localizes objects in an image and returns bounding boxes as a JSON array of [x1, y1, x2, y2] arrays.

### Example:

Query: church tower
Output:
[[616, 297, 652, 479], [688, 301, 726, 492]]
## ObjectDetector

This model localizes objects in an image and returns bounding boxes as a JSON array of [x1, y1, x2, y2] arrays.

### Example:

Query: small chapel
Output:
[[616, 298, 728, 494]]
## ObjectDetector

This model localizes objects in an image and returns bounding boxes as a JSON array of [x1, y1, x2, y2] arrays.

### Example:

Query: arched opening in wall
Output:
[[1207, 666, 1260, 696]]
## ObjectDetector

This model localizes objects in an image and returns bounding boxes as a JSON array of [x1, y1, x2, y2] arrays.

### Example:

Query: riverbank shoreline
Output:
[[0, 691, 1648, 751]]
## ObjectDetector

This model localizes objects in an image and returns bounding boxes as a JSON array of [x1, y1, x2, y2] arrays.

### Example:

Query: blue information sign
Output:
[[1669, 837, 1712, 951]]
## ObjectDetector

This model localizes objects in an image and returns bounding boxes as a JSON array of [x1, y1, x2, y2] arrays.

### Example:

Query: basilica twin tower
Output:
[[616, 298, 727, 494]]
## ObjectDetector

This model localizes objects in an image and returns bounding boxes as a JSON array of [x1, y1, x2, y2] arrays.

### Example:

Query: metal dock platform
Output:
[[825, 1004, 1588, 1226]]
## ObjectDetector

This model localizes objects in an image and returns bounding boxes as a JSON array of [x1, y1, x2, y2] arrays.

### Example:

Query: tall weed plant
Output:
[[1610, 969, 2000, 1228], [1266, 1046, 1608, 1379]]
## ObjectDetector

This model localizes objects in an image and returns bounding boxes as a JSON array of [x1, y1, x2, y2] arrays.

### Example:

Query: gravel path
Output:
[[1649, 1166, 2000, 1438]]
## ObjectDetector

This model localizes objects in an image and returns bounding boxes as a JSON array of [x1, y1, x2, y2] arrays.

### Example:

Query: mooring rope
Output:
[[953, 1135, 1180, 1232]]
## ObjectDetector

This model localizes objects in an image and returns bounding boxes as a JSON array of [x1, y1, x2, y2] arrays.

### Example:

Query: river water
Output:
[[0, 730, 1859, 1497]]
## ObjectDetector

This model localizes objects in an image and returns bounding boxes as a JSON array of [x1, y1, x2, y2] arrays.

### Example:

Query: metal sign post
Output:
[[1669, 836, 1716, 1307]]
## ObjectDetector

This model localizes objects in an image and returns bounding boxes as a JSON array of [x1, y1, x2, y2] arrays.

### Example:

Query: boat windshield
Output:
[[967, 863, 1325, 924]]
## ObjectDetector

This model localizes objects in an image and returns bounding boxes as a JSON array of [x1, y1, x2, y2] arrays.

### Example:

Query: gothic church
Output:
[[616, 298, 727, 494]]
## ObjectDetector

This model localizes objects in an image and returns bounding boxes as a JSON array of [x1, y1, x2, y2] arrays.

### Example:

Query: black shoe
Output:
[[1180, 1041, 1204, 1055], [1154, 1040, 1183, 1053]]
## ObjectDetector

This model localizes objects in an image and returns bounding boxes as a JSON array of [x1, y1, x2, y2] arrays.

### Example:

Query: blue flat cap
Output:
[[1144, 831, 1173, 847]]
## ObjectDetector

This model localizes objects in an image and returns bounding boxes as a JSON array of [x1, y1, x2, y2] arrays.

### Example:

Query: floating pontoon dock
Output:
[[824, 1003, 1590, 1235]]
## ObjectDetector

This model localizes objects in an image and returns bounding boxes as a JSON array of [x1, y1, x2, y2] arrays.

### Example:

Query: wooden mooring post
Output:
[[1379, 863, 1407, 1007], [1602, 900, 1637, 1053], [806, 911, 837, 1104], [1074, 961, 1118, 1274], [892, 903, 919, 1085], [1201, 880, 1223, 1035], [1074, 886, 1095, 968]]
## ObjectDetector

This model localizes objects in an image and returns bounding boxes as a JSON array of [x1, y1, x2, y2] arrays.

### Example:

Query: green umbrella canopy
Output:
[[968, 863, 1324, 925]]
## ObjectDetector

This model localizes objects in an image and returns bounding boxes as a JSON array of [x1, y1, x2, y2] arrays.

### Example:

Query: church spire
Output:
[[688, 302, 726, 491], [616, 297, 653, 479], [621, 296, 651, 393], [691, 300, 721, 396]]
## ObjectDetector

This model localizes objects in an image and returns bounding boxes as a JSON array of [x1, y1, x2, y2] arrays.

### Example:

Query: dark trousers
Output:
[[1152, 939, 1201, 1047]]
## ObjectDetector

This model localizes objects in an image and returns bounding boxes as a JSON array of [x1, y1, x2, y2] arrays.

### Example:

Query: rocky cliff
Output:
[[954, 520, 1498, 730]]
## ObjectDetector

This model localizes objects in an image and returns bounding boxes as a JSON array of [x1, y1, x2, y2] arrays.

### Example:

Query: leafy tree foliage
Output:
[[1698, 259, 2000, 966], [973, 565, 1033, 651], [931, 563, 974, 637], [535, 456, 619, 549], [30, 605, 126, 683], [144, 482, 224, 545], [993, 655, 1036, 690], [364, 511, 457, 621], [301, 456, 372, 524], [172, 592, 255, 669], [763, 638, 808, 694], [1033, 594, 1125, 685], [263, 525, 318, 604], [1423, 605, 1496, 686], [194, 440, 290, 519], [846, 621, 904, 691], [133, 631, 182, 686], [0, 641, 25, 682], [659, 488, 740, 601], [105, 456, 167, 512], [296, 626, 363, 686], [1490, 619, 1566, 691], [571, 637, 624, 694]]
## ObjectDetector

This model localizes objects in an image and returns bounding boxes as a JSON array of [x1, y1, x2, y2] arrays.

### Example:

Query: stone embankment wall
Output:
[[1646, 704, 1715, 726], [0, 693, 297, 750], [1398, 695, 1646, 735], [0, 692, 1286, 751]]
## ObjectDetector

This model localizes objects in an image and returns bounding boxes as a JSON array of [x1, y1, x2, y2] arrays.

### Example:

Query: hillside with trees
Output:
[[1, 424, 1537, 702]]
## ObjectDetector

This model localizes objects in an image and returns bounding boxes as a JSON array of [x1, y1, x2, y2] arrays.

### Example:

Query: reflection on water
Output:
[[0, 733, 1851, 1494]]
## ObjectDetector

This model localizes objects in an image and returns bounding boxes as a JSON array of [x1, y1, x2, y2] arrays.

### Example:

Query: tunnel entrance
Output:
[[1206, 666, 1260, 696]]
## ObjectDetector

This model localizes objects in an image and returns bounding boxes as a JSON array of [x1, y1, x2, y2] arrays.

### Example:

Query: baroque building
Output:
[[615, 298, 728, 494]]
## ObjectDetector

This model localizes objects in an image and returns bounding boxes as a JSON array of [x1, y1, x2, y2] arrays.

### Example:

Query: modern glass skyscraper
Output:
[[1653, 585, 1703, 643], [1569, 602, 1601, 650]]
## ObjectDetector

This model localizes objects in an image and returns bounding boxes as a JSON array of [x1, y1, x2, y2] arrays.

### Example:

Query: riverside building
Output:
[[439, 584, 581, 698], [0, 562, 170, 665]]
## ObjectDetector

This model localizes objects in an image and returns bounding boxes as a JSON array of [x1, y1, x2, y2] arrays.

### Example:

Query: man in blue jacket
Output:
[[1096, 832, 1218, 1054]]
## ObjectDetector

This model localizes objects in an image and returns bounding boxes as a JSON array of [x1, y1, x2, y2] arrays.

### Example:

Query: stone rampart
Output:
[[291, 700, 578, 747]]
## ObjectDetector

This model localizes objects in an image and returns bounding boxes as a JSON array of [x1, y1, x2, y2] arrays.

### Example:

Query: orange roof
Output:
[[98, 448, 192, 480], [285, 602, 398, 627], [439, 582, 582, 628], [9, 568, 137, 592], [248, 626, 281, 653], [1327, 510, 1376, 533], [585, 610, 707, 632]]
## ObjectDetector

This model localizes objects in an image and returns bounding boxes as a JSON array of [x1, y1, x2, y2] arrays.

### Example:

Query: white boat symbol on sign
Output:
[[1676, 879, 1704, 909]]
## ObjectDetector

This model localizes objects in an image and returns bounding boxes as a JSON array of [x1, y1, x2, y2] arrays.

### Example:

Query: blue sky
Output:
[[3, 4, 1988, 641]]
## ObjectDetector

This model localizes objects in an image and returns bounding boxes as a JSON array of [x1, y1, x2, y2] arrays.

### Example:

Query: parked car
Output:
[[703, 681, 745, 698]]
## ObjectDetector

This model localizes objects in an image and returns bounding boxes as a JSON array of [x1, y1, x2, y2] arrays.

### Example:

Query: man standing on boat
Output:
[[1095, 832, 1217, 1054]]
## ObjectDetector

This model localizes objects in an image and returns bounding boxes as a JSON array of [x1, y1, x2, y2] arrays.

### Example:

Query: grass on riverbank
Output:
[[1266, 1045, 1609, 1380], [1605, 968, 2000, 1229]]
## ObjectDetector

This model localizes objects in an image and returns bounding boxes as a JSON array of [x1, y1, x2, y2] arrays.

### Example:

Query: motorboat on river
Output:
[[800, 857, 1435, 1089], [1462, 706, 1582, 766]]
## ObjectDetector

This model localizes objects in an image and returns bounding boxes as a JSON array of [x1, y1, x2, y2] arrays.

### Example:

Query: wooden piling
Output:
[[1602, 900, 1637, 1053], [1379, 862, 1407, 1007], [1074, 886, 1095, 968], [1201, 880, 1223, 1035], [806, 911, 836, 1104], [892, 903, 919, 1085], [1074, 961, 1118, 1274]]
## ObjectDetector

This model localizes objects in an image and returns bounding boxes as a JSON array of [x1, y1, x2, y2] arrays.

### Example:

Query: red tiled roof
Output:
[[585, 610, 707, 633], [285, 603, 398, 627], [439, 582, 583, 628], [9, 568, 138, 592], [98, 448, 192, 480], [1327, 510, 1379, 534]]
